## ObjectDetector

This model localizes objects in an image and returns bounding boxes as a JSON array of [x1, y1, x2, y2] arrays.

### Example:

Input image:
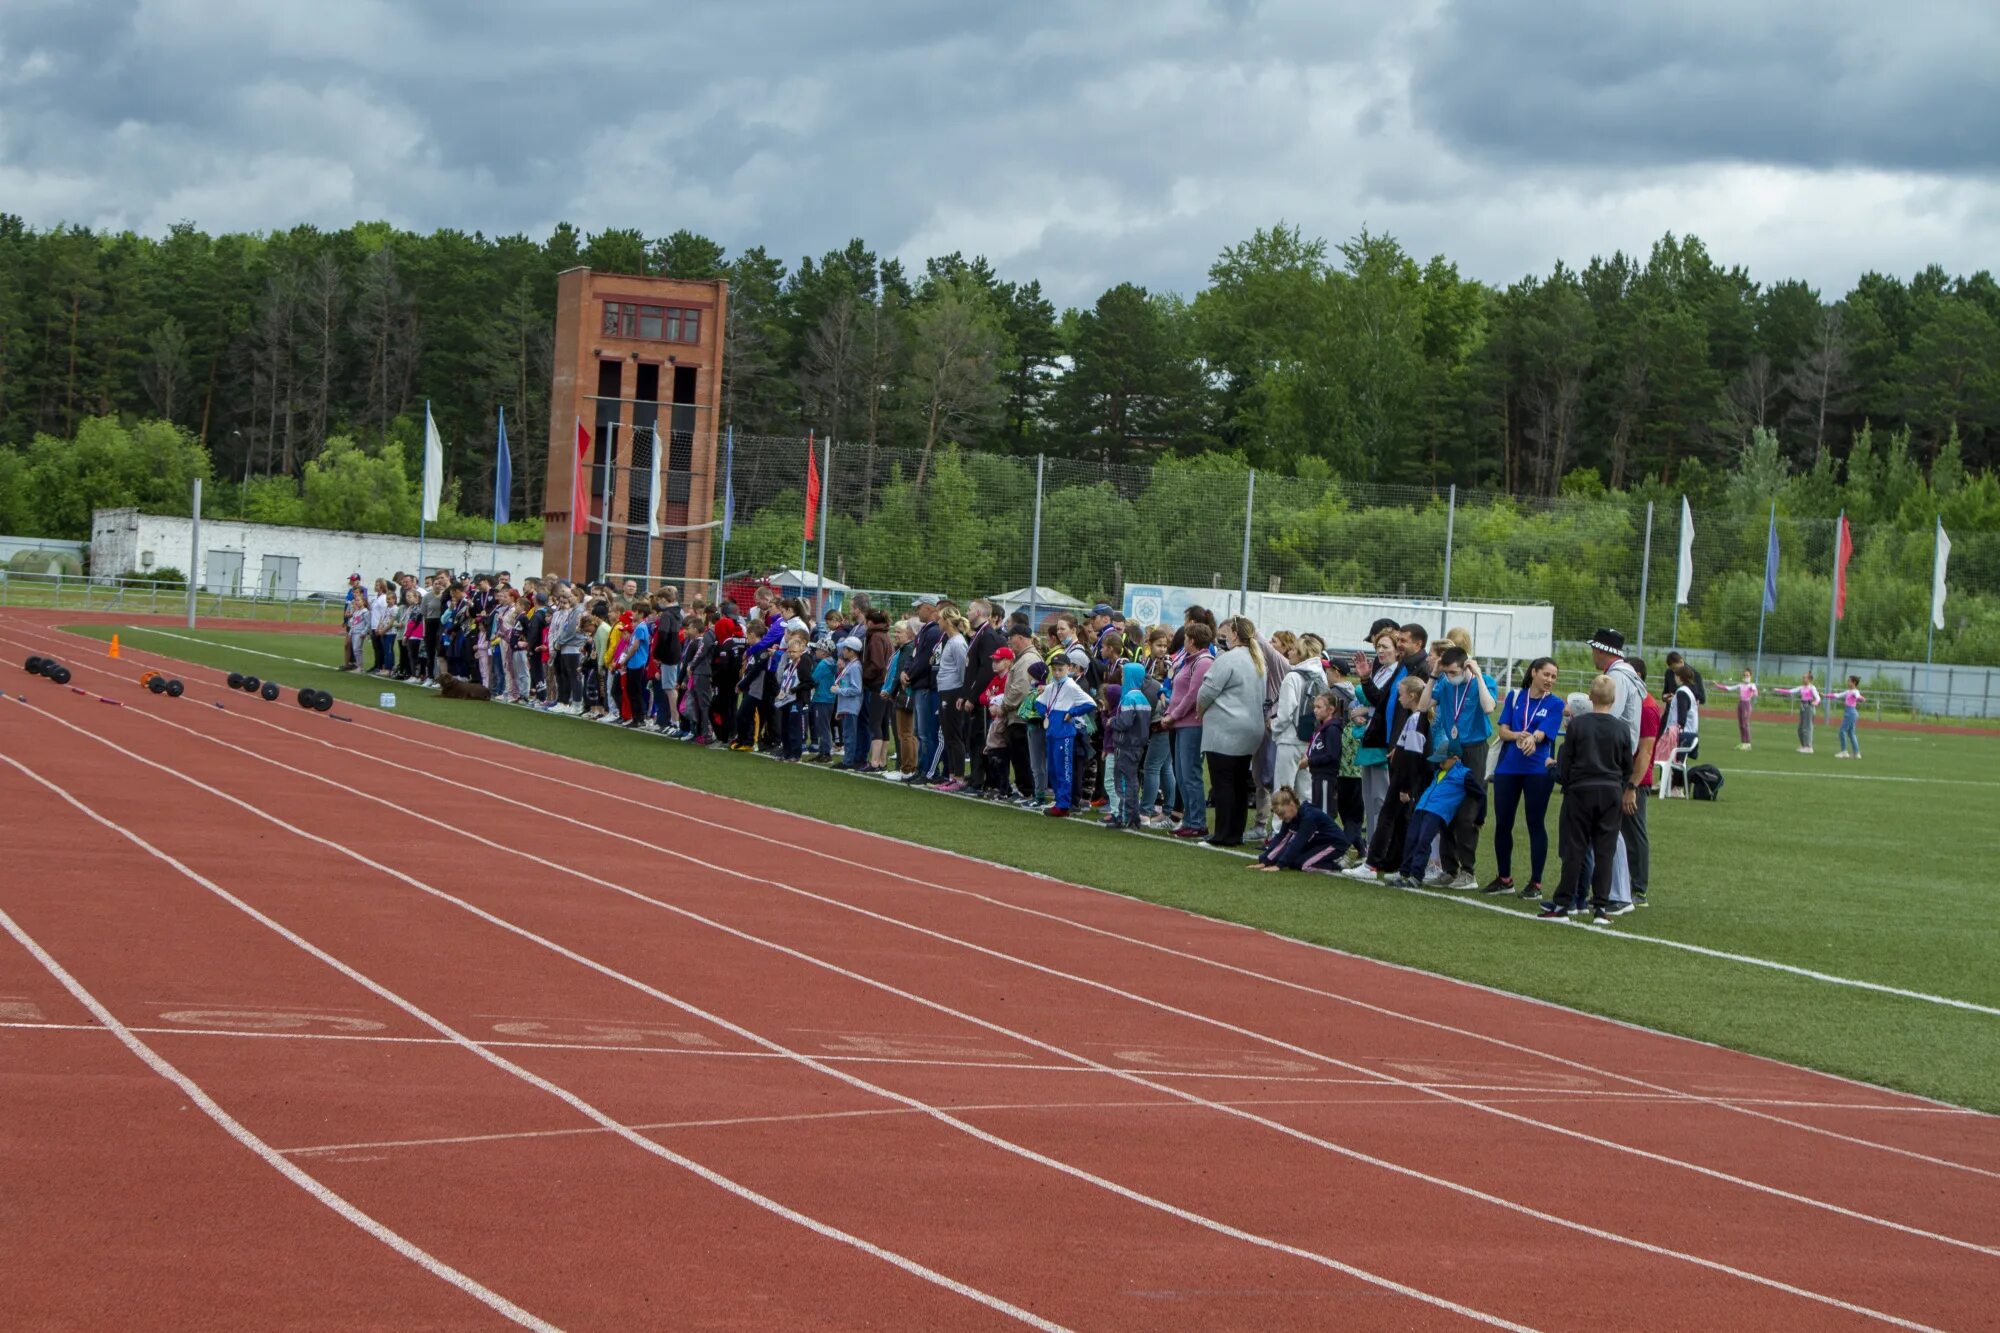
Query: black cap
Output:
[[1588, 628, 1626, 655]]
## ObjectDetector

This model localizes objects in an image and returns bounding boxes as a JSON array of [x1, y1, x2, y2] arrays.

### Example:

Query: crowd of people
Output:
[[337, 569, 1782, 926]]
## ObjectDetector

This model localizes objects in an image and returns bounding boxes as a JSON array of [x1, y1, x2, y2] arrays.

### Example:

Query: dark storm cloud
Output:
[[2, 0, 1996, 305], [1408, 0, 2000, 176]]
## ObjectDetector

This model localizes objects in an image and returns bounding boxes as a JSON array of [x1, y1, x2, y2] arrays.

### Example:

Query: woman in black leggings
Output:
[[1486, 657, 1564, 899]]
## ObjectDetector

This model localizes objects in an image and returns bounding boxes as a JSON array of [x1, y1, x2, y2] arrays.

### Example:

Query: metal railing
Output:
[[0, 571, 343, 624]]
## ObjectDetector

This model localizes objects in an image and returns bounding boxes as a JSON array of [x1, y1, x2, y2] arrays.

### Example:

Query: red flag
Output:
[[572, 419, 592, 535], [1834, 512, 1854, 620], [803, 431, 820, 541]]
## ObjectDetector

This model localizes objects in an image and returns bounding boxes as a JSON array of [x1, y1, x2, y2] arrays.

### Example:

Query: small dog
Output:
[[437, 674, 491, 701]]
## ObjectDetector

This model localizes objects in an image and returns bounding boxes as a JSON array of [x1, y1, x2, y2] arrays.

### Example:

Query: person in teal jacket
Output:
[[809, 643, 838, 761], [1387, 756, 1471, 886]]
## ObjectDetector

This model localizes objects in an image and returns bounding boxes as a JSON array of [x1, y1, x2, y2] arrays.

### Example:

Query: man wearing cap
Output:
[[1088, 603, 1117, 649], [1589, 627, 1650, 908], [906, 595, 945, 780]]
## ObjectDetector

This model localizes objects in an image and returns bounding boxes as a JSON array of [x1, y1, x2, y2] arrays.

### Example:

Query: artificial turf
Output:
[[67, 622, 2000, 1112]]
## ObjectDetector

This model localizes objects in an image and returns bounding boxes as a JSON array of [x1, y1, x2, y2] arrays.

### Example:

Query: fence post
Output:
[[1440, 483, 1456, 618], [186, 477, 202, 628], [1635, 500, 1653, 654], [812, 436, 832, 621], [1027, 454, 1045, 629], [1238, 469, 1255, 607]]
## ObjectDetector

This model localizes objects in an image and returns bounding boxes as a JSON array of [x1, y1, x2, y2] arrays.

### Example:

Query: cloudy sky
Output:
[[2, 0, 1994, 306]]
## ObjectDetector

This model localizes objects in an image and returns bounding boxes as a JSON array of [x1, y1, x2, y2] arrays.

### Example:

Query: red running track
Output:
[[3, 612, 1998, 1330]]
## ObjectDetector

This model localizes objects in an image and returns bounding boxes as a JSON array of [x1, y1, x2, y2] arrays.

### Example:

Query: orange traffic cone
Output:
[[109, 633, 121, 659]]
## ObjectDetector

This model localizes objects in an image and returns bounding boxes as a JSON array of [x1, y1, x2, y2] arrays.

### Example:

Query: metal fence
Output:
[[0, 570, 343, 623], [697, 433, 1999, 714]]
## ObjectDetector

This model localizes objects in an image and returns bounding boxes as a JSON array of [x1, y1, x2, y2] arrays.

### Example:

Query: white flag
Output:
[[421, 402, 444, 523], [1932, 522, 1951, 630], [647, 426, 663, 539], [1674, 496, 1695, 605]]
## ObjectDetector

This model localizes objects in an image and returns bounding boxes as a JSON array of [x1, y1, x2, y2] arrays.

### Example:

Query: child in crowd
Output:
[[1773, 670, 1822, 753], [682, 612, 717, 743], [1541, 675, 1633, 924], [398, 587, 423, 679], [1034, 657, 1096, 817], [1719, 668, 1758, 750], [1386, 754, 1470, 888], [776, 630, 810, 760], [1835, 675, 1865, 758], [809, 641, 838, 762], [586, 608, 612, 719], [1300, 690, 1343, 816], [1325, 660, 1367, 851], [978, 648, 1015, 796], [1104, 661, 1154, 829], [835, 637, 866, 768], [1351, 676, 1431, 880], [1254, 787, 1350, 873]]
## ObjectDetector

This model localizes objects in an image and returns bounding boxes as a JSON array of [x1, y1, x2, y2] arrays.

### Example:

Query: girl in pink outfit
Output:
[[1717, 669, 1759, 749], [1834, 675, 1866, 759], [1772, 671, 1822, 753]]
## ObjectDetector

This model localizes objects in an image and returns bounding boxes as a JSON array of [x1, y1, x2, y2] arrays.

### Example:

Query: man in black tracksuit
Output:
[[1544, 676, 1635, 921]]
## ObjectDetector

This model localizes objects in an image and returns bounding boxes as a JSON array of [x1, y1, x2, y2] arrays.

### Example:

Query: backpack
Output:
[[1289, 666, 1327, 743], [1686, 763, 1724, 801]]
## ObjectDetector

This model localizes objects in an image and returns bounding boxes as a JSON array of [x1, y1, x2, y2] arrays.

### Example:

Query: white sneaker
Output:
[[1341, 865, 1380, 882], [1447, 872, 1479, 891]]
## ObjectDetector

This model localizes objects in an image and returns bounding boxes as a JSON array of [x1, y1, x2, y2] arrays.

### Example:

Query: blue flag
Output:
[[721, 426, 735, 542], [492, 406, 512, 526], [1762, 508, 1779, 613]]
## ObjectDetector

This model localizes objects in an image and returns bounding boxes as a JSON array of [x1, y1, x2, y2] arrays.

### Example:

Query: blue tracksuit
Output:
[[1036, 684, 1097, 811], [1401, 765, 1472, 878]]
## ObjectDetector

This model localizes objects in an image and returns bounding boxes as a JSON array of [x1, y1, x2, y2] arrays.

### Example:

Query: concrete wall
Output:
[[90, 509, 542, 596]]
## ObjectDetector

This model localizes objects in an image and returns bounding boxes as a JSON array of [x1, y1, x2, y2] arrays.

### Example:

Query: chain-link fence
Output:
[[672, 433, 1999, 715]]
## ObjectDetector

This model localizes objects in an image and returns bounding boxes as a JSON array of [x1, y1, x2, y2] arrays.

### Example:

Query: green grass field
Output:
[[62, 622, 2000, 1112]]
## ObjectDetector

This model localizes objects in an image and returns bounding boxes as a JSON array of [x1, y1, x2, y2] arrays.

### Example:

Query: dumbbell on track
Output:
[[24, 655, 72, 685]]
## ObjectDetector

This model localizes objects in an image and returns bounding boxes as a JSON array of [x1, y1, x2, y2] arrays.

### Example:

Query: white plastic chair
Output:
[[1652, 723, 1695, 797]]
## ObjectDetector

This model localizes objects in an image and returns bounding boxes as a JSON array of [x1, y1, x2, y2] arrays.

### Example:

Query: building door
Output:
[[205, 550, 245, 595], [258, 554, 300, 598]]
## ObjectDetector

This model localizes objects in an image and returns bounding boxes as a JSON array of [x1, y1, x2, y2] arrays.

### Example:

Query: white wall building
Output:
[[90, 509, 543, 597]]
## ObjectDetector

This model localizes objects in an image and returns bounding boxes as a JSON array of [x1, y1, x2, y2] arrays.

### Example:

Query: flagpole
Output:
[[798, 430, 814, 584], [717, 426, 734, 604], [1824, 509, 1843, 721], [1753, 502, 1774, 683], [1926, 515, 1940, 667], [596, 422, 615, 586], [418, 397, 430, 577], [813, 435, 832, 624], [566, 415, 580, 583], [490, 405, 504, 576]]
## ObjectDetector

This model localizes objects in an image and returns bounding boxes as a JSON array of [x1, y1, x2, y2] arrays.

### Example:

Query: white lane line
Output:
[[1726, 768, 2000, 788], [55, 649, 2000, 1245], [2, 705, 1535, 1331], [0, 900, 555, 1331], [7, 695, 1967, 1330], [37, 622, 1997, 1165], [0, 750, 1072, 1333]]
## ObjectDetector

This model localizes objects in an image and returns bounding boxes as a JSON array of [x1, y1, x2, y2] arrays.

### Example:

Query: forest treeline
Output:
[[3, 215, 1997, 530]]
